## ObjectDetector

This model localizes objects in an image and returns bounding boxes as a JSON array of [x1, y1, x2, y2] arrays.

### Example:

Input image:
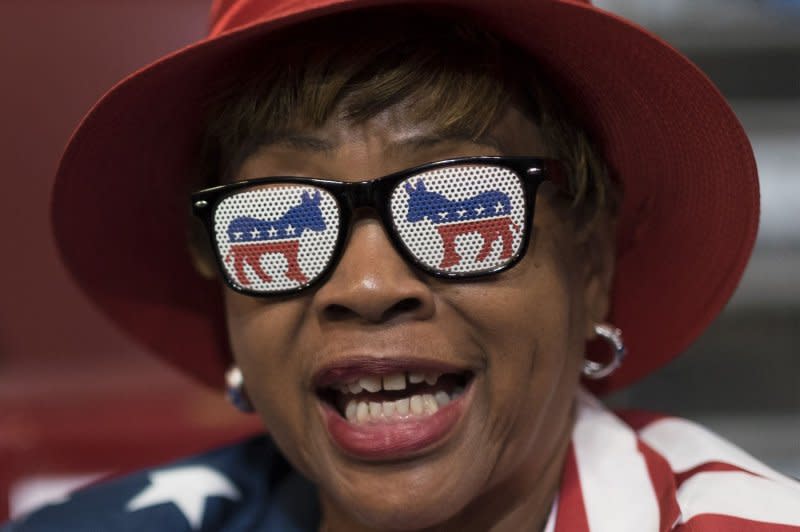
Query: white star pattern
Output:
[[438, 212, 448, 219], [457, 209, 467, 218], [268, 226, 277, 237], [250, 229, 260, 238], [126, 466, 240, 530], [285, 224, 295, 235], [475, 206, 485, 215], [233, 231, 243, 240], [495, 202, 504, 213]]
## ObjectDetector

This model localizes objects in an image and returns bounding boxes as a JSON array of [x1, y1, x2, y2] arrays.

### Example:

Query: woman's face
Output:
[[224, 103, 612, 530]]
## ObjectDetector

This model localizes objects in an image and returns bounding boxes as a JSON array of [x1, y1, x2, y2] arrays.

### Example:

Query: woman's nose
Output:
[[311, 218, 436, 325]]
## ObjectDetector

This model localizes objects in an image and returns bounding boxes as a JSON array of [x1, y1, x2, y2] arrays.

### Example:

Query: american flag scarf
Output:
[[5, 390, 799, 531]]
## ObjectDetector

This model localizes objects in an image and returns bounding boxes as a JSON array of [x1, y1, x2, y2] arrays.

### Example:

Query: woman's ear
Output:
[[578, 210, 617, 339], [187, 216, 219, 280]]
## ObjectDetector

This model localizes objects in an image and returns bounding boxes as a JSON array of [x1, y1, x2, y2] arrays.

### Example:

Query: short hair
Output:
[[198, 10, 618, 229]]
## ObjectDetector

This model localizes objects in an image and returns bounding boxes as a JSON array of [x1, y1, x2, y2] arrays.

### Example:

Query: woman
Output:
[[5, 0, 799, 531]]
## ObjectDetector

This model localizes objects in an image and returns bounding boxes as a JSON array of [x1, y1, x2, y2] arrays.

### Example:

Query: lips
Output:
[[313, 357, 474, 460]]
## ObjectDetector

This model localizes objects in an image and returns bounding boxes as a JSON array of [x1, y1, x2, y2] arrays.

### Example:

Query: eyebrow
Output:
[[258, 129, 504, 155], [388, 132, 503, 155], [261, 131, 337, 152]]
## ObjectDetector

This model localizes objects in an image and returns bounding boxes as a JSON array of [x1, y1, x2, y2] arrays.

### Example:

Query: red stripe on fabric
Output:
[[555, 443, 590, 532], [676, 514, 800, 531], [615, 409, 670, 431], [674, 461, 766, 488], [637, 439, 682, 532]]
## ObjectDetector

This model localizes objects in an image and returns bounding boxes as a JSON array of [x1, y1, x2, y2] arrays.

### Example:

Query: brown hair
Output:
[[198, 9, 618, 227]]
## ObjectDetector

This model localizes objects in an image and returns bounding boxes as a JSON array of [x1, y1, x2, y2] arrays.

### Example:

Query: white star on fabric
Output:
[[475, 206, 485, 215], [438, 211, 448, 219], [285, 224, 295, 235], [250, 229, 260, 238], [495, 202, 504, 213], [126, 466, 240, 530], [233, 231, 243, 240], [268, 226, 277, 237], [457, 209, 467, 218]]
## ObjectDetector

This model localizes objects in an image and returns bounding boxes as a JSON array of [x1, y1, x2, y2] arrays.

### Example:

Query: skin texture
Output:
[[223, 102, 615, 531]]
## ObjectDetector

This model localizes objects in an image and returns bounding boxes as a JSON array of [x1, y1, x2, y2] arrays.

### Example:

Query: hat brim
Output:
[[52, 0, 759, 394]]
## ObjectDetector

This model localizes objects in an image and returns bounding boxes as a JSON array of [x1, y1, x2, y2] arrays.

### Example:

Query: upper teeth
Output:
[[335, 372, 442, 394], [383, 374, 406, 390], [360, 376, 381, 393]]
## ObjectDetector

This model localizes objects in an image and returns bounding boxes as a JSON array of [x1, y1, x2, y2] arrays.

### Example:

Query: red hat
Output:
[[52, 0, 759, 395]]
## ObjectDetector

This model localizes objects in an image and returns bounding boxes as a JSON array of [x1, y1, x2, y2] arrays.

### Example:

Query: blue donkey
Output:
[[225, 190, 326, 285], [405, 179, 518, 268]]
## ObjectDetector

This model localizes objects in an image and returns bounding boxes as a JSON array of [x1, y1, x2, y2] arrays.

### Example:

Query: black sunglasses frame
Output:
[[191, 156, 564, 297]]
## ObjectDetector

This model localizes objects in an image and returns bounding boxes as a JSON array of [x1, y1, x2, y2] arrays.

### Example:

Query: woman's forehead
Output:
[[235, 104, 548, 182]]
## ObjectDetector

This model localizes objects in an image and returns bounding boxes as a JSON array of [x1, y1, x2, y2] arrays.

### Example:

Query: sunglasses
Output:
[[191, 156, 564, 296]]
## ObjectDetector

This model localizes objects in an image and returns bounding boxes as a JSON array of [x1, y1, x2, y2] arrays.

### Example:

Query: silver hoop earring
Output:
[[582, 323, 626, 380], [225, 366, 254, 413]]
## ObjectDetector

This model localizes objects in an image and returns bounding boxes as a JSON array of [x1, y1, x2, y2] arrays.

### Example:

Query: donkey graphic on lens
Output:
[[404, 179, 520, 269], [224, 190, 326, 285]]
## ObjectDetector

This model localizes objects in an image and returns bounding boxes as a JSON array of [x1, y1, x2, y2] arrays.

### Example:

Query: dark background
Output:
[[1, 0, 798, 520]]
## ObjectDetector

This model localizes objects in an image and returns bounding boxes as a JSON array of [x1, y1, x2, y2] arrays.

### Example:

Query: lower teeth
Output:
[[344, 387, 463, 424]]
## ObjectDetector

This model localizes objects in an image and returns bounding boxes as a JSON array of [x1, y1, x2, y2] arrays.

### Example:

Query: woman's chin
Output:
[[321, 475, 471, 532]]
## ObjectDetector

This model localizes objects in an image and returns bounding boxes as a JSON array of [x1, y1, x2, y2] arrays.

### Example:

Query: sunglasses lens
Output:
[[213, 184, 340, 292], [390, 164, 526, 275]]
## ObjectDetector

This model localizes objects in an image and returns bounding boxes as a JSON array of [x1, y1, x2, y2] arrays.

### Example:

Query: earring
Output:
[[582, 323, 626, 380], [225, 366, 254, 413]]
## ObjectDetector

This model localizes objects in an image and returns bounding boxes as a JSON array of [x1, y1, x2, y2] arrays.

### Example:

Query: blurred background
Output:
[[595, 0, 800, 480], [0, 0, 798, 522]]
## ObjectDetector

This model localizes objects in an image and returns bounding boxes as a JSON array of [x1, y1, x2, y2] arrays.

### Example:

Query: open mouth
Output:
[[313, 359, 477, 459], [317, 370, 473, 424]]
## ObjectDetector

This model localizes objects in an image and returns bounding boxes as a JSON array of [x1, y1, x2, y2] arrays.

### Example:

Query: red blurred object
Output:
[[0, 0, 260, 521]]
